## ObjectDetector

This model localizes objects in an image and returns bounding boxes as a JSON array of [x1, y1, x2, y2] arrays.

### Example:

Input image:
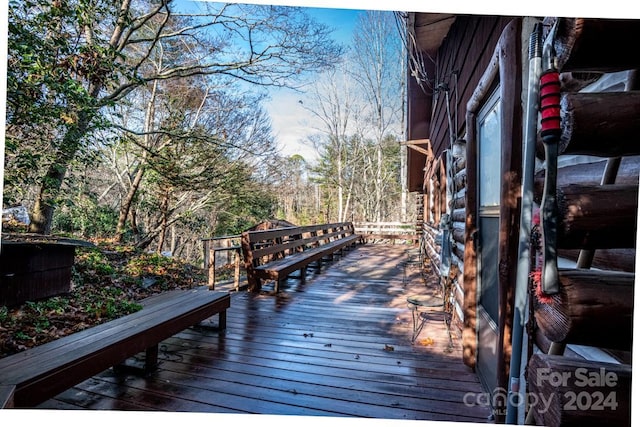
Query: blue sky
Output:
[[173, 1, 366, 161], [179, 1, 640, 162], [265, 7, 364, 161], [226, 1, 636, 19]]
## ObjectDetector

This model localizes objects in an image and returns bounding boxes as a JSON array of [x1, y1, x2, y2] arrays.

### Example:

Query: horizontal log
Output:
[[533, 268, 635, 350], [423, 229, 440, 246], [453, 188, 466, 209], [453, 168, 467, 191], [451, 221, 465, 243], [559, 71, 603, 92], [533, 184, 638, 249], [422, 227, 438, 241], [452, 221, 465, 245], [451, 208, 466, 224], [552, 17, 640, 72], [450, 251, 463, 275], [532, 329, 586, 359], [558, 248, 636, 273], [453, 241, 465, 262], [535, 157, 640, 188], [424, 243, 440, 270], [429, 260, 441, 277], [558, 184, 638, 249], [454, 156, 466, 173], [556, 92, 640, 157], [526, 354, 631, 427]]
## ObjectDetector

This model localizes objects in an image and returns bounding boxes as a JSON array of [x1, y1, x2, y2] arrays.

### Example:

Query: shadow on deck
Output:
[[37, 244, 491, 423]]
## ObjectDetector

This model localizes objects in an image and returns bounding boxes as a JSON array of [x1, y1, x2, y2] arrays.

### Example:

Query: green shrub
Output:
[[52, 196, 118, 238]]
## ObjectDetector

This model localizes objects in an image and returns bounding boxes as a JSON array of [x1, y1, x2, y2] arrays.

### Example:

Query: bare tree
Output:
[[303, 65, 366, 222], [6, 0, 342, 234], [301, 10, 405, 224], [350, 10, 405, 222]]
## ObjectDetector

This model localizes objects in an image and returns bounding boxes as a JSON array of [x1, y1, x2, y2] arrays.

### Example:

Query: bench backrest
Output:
[[241, 222, 355, 267]]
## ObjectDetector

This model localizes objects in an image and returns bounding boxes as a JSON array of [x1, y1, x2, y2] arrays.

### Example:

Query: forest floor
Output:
[[0, 240, 223, 359]]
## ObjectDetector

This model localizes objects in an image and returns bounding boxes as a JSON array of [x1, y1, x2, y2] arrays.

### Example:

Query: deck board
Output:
[[36, 244, 491, 423]]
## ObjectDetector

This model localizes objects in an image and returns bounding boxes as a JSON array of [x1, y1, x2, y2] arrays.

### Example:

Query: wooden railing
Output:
[[203, 222, 418, 289], [201, 235, 242, 290], [353, 222, 419, 244]]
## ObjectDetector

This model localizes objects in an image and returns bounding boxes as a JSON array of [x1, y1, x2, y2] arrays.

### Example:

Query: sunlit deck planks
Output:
[[36, 244, 491, 423]]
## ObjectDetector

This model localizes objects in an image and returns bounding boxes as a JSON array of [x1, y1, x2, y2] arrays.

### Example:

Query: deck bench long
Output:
[[241, 222, 361, 292], [0, 288, 230, 408]]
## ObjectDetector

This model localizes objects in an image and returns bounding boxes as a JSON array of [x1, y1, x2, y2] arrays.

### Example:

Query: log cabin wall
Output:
[[524, 18, 639, 427], [531, 18, 640, 352], [408, 14, 639, 425], [415, 14, 515, 343]]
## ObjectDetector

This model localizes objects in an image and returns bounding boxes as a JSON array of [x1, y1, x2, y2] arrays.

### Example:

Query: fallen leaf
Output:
[[419, 337, 435, 346], [384, 344, 394, 352]]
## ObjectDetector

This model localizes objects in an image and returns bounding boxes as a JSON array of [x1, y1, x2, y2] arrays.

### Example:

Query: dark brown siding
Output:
[[407, 58, 434, 192], [430, 15, 514, 158]]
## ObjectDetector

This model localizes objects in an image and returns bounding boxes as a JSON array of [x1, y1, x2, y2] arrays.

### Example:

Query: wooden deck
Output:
[[34, 244, 491, 423]]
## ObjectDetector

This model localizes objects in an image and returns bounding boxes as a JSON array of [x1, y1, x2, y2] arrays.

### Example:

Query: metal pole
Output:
[[506, 21, 542, 424]]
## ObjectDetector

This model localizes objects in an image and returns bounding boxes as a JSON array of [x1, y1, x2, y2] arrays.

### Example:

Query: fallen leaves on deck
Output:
[[418, 337, 435, 346]]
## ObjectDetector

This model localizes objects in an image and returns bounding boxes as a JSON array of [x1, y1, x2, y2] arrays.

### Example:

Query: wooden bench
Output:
[[240, 222, 361, 292], [0, 288, 230, 408]]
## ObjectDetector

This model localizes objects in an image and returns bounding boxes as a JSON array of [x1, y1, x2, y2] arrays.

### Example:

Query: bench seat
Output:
[[254, 233, 361, 281], [0, 288, 230, 408], [241, 222, 361, 292]]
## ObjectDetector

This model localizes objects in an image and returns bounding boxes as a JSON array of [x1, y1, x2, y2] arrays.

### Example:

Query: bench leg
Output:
[[219, 310, 227, 331], [247, 274, 262, 292], [145, 344, 159, 374]]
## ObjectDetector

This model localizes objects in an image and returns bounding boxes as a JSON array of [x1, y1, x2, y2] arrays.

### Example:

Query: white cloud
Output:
[[267, 89, 321, 162]]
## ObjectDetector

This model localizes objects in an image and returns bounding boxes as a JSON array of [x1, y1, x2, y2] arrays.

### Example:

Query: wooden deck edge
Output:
[[0, 385, 15, 408], [2, 290, 230, 408]]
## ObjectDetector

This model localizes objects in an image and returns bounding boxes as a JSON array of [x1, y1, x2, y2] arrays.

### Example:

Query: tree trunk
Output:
[[115, 164, 147, 242], [170, 224, 178, 256], [337, 148, 344, 222], [375, 144, 383, 223], [116, 79, 158, 242], [156, 190, 170, 254], [28, 111, 92, 235], [129, 207, 140, 237], [26, 5, 130, 235]]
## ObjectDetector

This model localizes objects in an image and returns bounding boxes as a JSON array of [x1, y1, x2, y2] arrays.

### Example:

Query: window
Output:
[[478, 87, 501, 208]]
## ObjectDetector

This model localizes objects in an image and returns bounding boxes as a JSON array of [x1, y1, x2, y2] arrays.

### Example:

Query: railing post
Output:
[[208, 241, 216, 290], [233, 247, 241, 291]]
